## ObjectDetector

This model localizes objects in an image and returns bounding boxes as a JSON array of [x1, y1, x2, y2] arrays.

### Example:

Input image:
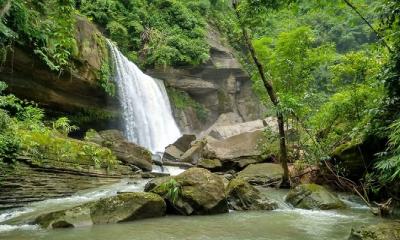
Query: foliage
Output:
[[1, 0, 77, 73], [167, 87, 209, 122], [99, 60, 116, 97], [159, 178, 182, 203], [80, 0, 210, 67], [0, 81, 117, 169], [375, 119, 400, 183]]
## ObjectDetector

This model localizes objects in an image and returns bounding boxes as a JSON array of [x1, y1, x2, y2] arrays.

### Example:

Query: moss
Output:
[[68, 107, 119, 126], [166, 86, 209, 123]]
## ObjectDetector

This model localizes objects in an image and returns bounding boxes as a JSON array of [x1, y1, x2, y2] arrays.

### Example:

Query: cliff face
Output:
[[0, 18, 263, 134], [148, 26, 265, 133], [0, 16, 119, 125]]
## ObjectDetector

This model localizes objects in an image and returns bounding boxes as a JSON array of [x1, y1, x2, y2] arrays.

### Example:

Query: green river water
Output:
[[0, 176, 386, 240]]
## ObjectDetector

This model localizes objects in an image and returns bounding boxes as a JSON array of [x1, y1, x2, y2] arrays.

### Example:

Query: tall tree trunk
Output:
[[232, 1, 290, 187], [342, 0, 392, 53]]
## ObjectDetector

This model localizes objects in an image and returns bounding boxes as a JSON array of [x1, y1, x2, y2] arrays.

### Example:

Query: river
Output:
[[0, 168, 385, 240]]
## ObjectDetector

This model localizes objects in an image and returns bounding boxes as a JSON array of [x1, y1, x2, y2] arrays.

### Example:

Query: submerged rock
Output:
[[148, 168, 228, 215], [226, 178, 278, 211], [35, 192, 166, 229], [285, 184, 345, 210], [236, 163, 284, 187], [348, 222, 400, 240], [35, 203, 93, 229], [85, 129, 153, 171]]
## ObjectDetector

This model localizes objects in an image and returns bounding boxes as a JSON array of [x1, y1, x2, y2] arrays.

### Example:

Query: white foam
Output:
[[0, 224, 39, 233]]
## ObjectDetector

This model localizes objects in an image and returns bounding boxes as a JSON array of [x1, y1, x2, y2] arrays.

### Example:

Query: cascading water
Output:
[[107, 40, 181, 153]]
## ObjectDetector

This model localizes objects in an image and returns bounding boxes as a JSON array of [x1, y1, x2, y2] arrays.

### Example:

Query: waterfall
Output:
[[107, 41, 181, 153]]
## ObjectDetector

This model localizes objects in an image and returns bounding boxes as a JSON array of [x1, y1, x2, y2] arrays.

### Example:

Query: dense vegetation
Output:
[[1, 0, 400, 204], [226, 0, 400, 201], [0, 82, 117, 170]]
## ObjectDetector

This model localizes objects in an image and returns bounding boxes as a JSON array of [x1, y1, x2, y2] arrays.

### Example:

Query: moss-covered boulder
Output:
[[197, 158, 222, 171], [35, 192, 166, 229], [285, 184, 345, 210], [237, 163, 284, 187], [348, 222, 400, 240], [85, 129, 153, 171], [226, 178, 278, 211], [90, 192, 166, 224], [147, 168, 228, 215]]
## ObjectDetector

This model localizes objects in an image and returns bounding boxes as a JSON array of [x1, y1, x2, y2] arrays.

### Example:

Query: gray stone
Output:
[[226, 178, 278, 211], [285, 184, 346, 210], [237, 163, 284, 187]]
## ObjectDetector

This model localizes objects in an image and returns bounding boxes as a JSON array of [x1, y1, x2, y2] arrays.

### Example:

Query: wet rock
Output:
[[226, 178, 278, 211], [285, 184, 346, 210], [86, 129, 153, 171], [35, 203, 93, 229], [148, 168, 228, 215], [237, 163, 284, 187], [90, 192, 166, 224], [35, 192, 166, 229], [348, 222, 400, 240]]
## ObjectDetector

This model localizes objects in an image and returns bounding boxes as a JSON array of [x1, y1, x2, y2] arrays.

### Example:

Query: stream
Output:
[[0, 167, 386, 240]]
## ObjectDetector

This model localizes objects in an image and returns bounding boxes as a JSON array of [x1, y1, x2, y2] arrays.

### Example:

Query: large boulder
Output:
[[86, 129, 153, 171], [348, 222, 400, 240], [285, 184, 346, 210], [236, 163, 284, 187], [226, 178, 278, 211], [90, 192, 166, 224], [206, 117, 278, 140], [203, 130, 276, 169], [35, 192, 166, 229], [147, 168, 228, 215], [163, 134, 196, 162]]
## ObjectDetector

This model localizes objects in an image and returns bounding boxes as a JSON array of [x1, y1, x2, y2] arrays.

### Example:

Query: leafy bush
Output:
[[0, 81, 117, 169], [80, 0, 210, 67], [159, 178, 182, 203], [2, 0, 77, 73], [375, 119, 400, 183]]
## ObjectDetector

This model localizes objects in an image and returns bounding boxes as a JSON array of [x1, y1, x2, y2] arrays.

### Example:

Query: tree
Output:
[[232, 0, 290, 187], [342, 0, 392, 52]]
